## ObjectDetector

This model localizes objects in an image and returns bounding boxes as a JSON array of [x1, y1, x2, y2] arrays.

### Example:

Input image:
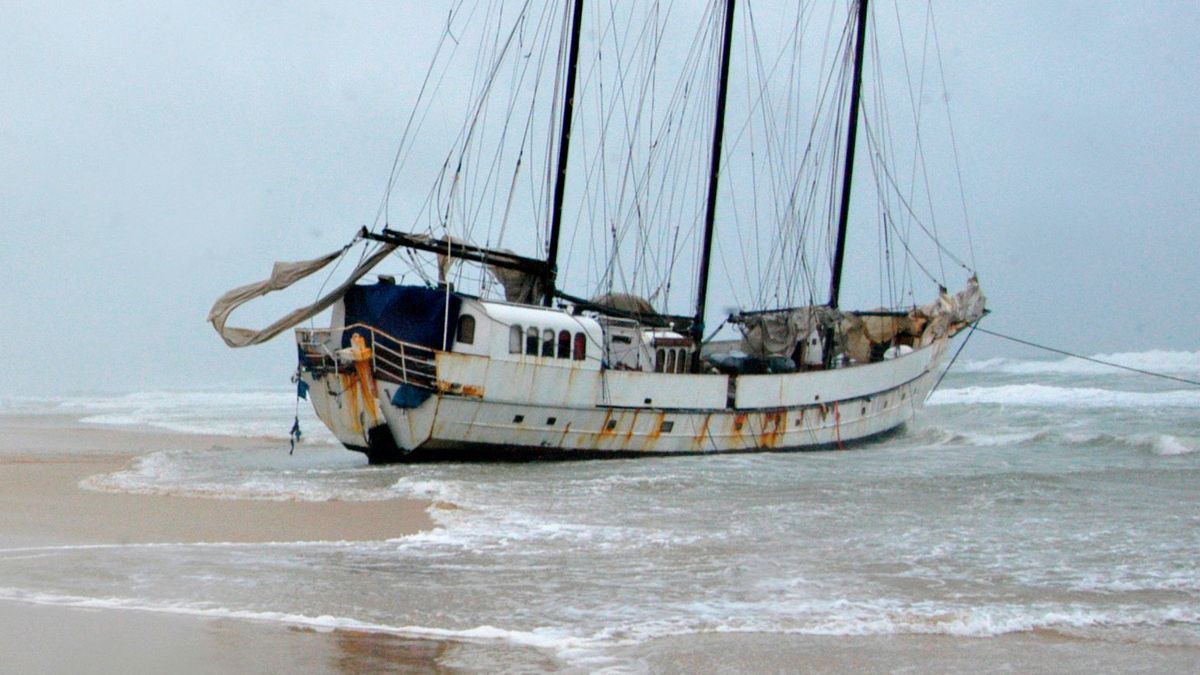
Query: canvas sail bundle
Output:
[[489, 264, 543, 304], [737, 277, 985, 364], [915, 276, 986, 346], [589, 293, 660, 318], [208, 243, 397, 348], [736, 306, 842, 359]]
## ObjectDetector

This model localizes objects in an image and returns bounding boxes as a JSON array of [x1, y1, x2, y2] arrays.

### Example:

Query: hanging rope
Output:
[[926, 318, 979, 401], [975, 327, 1200, 388]]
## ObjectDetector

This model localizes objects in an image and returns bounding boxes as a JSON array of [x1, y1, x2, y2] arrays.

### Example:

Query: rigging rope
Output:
[[975, 327, 1200, 388], [925, 318, 978, 401]]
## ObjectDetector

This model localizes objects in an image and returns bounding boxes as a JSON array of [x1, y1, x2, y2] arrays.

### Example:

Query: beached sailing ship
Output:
[[210, 0, 985, 462]]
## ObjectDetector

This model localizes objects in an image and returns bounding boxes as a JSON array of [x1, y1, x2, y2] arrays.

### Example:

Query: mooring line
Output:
[[974, 326, 1200, 388], [926, 319, 980, 401]]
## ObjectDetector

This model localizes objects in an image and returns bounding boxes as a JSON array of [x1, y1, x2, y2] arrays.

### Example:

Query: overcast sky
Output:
[[2, 1, 1197, 395]]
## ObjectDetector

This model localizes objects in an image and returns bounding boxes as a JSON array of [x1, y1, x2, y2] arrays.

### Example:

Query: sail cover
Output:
[[737, 306, 841, 359], [208, 243, 397, 348], [341, 283, 461, 351]]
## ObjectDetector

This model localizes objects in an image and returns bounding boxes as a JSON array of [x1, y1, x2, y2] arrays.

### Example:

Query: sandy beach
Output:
[[0, 413, 450, 673]]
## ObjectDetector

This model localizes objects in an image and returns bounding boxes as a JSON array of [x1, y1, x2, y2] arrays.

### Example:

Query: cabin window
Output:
[[457, 314, 476, 345], [525, 327, 539, 355], [665, 350, 676, 374], [541, 329, 555, 357], [557, 330, 571, 359], [509, 325, 523, 354], [655, 349, 665, 373], [573, 332, 586, 361]]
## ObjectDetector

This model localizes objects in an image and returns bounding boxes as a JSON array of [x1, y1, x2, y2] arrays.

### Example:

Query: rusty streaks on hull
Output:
[[623, 409, 641, 444], [592, 409, 616, 450], [692, 414, 713, 452], [758, 410, 787, 448], [732, 412, 747, 437], [349, 334, 381, 427], [833, 402, 844, 450], [641, 412, 666, 452], [339, 373, 362, 434]]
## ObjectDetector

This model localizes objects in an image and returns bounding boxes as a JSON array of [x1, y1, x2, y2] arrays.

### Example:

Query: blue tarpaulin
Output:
[[341, 283, 461, 351], [391, 383, 433, 409]]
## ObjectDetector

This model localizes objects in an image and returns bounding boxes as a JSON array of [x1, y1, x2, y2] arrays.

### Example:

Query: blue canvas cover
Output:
[[341, 283, 461, 351]]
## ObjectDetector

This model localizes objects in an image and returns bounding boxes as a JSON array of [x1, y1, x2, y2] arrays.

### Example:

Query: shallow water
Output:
[[2, 352, 1199, 671]]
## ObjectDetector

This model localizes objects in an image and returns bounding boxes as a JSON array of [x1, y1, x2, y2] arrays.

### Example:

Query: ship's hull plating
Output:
[[300, 337, 948, 462]]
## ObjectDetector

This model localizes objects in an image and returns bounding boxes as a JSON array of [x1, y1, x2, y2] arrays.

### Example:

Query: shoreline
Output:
[[0, 412, 453, 670], [0, 414, 432, 547], [3, 411, 1197, 671]]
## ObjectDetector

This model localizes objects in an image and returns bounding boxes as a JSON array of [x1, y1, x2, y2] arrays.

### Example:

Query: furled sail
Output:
[[588, 293, 659, 318], [913, 276, 987, 346], [208, 243, 397, 348], [736, 306, 842, 360], [489, 263, 543, 304], [737, 277, 986, 363]]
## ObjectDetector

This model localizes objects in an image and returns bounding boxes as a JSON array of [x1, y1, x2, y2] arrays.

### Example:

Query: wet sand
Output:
[[0, 415, 432, 547], [0, 414, 450, 672], [627, 631, 1200, 674]]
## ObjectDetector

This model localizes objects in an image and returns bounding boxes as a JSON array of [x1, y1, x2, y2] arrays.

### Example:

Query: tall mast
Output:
[[827, 0, 870, 309], [692, 0, 737, 352], [544, 0, 585, 306]]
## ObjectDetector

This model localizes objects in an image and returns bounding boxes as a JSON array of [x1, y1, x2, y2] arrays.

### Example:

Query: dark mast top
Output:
[[544, 0, 586, 306], [828, 0, 870, 309]]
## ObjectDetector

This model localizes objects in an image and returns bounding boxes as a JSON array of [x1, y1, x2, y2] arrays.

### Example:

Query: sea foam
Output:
[[959, 350, 1200, 376], [928, 384, 1200, 408], [0, 587, 600, 655], [79, 448, 393, 502], [4, 389, 334, 442]]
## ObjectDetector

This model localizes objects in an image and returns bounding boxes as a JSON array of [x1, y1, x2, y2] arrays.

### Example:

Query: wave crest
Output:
[[960, 350, 1200, 376], [929, 384, 1200, 409]]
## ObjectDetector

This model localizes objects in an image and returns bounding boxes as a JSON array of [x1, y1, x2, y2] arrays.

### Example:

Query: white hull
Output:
[[300, 333, 948, 461]]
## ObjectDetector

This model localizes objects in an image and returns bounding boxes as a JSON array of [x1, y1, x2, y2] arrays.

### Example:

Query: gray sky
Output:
[[2, 1, 1198, 395]]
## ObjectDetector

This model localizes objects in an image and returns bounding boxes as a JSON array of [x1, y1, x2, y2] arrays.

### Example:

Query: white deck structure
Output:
[[296, 294, 957, 462]]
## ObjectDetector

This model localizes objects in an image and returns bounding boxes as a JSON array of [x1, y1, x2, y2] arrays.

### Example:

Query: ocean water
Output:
[[2, 352, 1199, 671]]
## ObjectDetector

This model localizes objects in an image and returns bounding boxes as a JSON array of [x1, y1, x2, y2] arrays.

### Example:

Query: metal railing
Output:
[[295, 323, 439, 390]]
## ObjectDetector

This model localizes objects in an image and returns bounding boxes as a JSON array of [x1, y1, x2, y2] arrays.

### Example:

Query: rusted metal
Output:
[[758, 410, 786, 448], [692, 413, 713, 451], [833, 402, 844, 450], [623, 409, 641, 444], [641, 412, 667, 451], [298, 318, 950, 459]]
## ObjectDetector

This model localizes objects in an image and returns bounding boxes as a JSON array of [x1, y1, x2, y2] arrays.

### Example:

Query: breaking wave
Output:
[[928, 384, 1200, 409], [0, 587, 594, 653], [1, 586, 1196, 652], [959, 350, 1200, 377], [79, 448, 392, 502], [2, 389, 334, 443]]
